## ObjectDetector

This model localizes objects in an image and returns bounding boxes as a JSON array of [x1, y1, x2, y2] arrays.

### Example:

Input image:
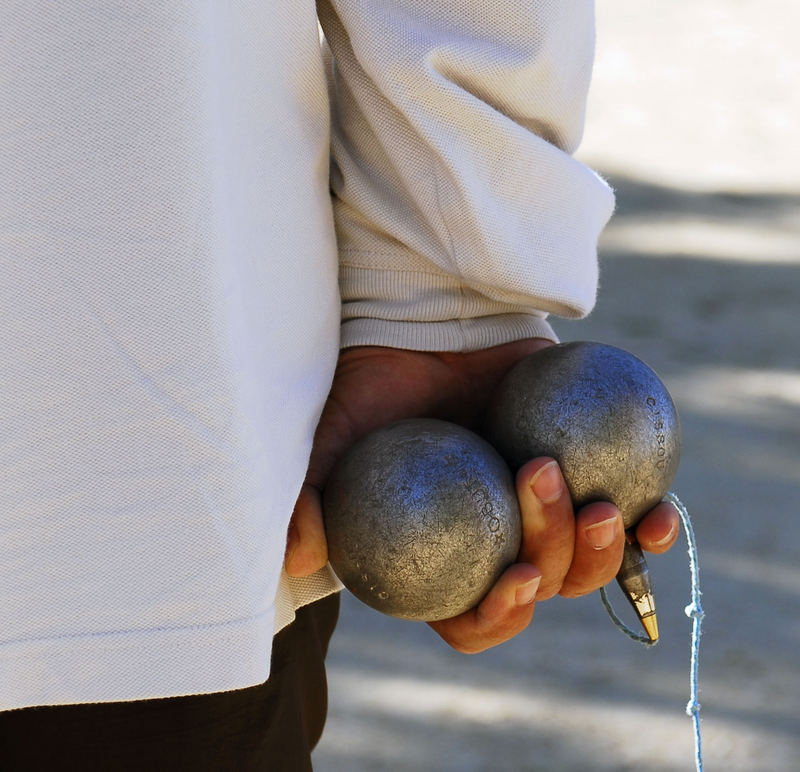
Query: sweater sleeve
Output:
[[318, 0, 615, 351]]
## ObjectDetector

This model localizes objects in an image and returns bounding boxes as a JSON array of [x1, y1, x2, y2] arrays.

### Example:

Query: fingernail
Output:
[[515, 576, 541, 606], [530, 461, 563, 504], [652, 520, 678, 547], [585, 516, 621, 550]]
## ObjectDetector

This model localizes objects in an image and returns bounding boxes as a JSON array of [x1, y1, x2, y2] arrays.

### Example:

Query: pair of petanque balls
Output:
[[322, 342, 681, 622]]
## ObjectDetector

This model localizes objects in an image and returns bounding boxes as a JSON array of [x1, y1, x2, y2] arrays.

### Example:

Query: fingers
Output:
[[284, 483, 328, 577], [514, 458, 575, 600], [515, 457, 625, 600], [428, 563, 542, 654], [430, 459, 679, 655], [636, 500, 681, 554], [558, 502, 624, 598]]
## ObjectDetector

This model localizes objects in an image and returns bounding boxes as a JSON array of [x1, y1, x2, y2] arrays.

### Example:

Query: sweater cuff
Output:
[[340, 313, 558, 352], [339, 264, 561, 351]]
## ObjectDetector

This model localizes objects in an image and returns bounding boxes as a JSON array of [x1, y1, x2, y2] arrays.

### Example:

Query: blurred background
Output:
[[314, 2, 800, 769]]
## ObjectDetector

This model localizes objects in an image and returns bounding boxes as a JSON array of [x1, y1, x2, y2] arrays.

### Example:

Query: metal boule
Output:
[[484, 341, 681, 529], [323, 418, 522, 621]]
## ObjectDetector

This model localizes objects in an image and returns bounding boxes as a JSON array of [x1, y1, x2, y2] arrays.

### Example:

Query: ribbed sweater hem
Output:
[[341, 314, 558, 351]]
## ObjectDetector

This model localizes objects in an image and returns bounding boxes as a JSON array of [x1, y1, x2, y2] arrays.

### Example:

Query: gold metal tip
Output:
[[641, 613, 659, 642], [616, 541, 660, 642], [630, 591, 659, 642]]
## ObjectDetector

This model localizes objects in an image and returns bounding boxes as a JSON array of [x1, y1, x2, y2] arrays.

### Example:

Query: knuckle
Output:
[[534, 581, 561, 601], [455, 642, 485, 655], [559, 584, 593, 599]]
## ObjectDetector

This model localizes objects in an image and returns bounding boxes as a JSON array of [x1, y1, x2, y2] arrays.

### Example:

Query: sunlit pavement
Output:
[[314, 3, 800, 769]]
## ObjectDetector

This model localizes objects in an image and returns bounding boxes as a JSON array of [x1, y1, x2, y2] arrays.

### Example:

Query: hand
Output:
[[429, 458, 679, 652], [285, 341, 680, 653], [285, 339, 555, 576]]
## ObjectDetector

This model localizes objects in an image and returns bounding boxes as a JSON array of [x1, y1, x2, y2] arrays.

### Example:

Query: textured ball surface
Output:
[[323, 418, 522, 621], [485, 342, 681, 529]]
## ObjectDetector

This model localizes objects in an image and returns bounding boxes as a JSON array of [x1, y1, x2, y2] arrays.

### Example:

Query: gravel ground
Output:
[[314, 3, 800, 769]]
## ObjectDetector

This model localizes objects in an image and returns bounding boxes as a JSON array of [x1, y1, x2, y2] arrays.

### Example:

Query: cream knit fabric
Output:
[[1, 0, 612, 710], [320, 0, 614, 350]]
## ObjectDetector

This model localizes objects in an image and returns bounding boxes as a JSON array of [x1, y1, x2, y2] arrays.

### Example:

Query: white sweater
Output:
[[0, 1, 613, 710]]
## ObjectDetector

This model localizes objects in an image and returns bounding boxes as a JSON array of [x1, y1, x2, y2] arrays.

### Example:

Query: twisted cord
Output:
[[600, 491, 704, 772], [666, 491, 705, 772], [598, 585, 657, 646]]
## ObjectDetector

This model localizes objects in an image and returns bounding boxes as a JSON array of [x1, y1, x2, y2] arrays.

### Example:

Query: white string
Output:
[[667, 491, 705, 772], [600, 492, 704, 772]]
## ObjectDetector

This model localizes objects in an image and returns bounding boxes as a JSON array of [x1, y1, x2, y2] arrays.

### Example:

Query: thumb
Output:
[[285, 483, 329, 577]]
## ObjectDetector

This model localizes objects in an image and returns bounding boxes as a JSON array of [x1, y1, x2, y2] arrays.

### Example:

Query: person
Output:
[[0, 1, 680, 769]]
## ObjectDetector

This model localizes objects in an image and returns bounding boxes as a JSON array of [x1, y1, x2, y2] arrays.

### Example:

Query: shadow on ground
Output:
[[313, 171, 800, 771]]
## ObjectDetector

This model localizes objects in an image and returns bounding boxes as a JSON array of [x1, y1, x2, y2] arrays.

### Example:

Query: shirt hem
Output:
[[0, 609, 277, 712]]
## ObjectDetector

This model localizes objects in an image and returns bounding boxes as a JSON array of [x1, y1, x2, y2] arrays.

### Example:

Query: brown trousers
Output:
[[0, 593, 340, 771]]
